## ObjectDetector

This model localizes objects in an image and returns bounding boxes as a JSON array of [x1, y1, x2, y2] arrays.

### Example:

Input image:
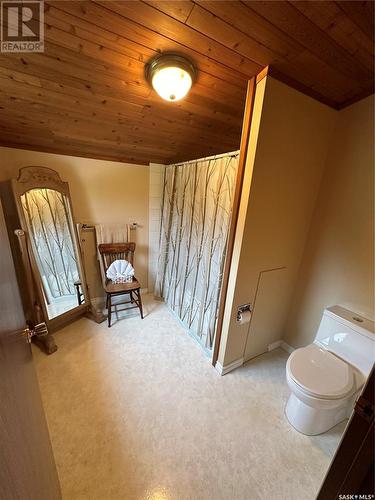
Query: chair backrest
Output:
[[98, 242, 136, 273]]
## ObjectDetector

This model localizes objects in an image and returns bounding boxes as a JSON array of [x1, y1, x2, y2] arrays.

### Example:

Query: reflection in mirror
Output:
[[21, 188, 85, 319]]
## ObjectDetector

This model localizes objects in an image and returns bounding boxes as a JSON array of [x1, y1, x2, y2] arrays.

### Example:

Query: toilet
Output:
[[285, 305, 375, 435]]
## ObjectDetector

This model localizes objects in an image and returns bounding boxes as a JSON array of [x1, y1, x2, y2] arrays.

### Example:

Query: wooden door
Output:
[[0, 198, 61, 500]]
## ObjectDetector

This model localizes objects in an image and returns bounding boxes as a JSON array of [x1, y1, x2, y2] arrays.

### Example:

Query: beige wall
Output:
[[218, 77, 337, 367], [284, 95, 375, 348], [0, 146, 149, 299]]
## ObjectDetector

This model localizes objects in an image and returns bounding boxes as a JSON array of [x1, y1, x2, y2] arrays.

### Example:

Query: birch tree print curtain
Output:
[[155, 152, 239, 350], [21, 188, 79, 300]]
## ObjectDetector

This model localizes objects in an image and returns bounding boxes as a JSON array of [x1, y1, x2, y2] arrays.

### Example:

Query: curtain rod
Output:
[[170, 150, 239, 167]]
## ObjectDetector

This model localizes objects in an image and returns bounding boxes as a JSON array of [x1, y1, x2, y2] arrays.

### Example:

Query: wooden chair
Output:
[[98, 242, 143, 327], [73, 280, 84, 305]]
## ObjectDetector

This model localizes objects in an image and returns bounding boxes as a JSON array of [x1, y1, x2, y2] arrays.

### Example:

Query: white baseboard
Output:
[[280, 341, 295, 354], [268, 340, 283, 351], [268, 340, 295, 354], [215, 357, 244, 376]]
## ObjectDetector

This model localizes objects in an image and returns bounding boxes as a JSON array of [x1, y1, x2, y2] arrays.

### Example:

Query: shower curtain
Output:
[[155, 151, 239, 350]]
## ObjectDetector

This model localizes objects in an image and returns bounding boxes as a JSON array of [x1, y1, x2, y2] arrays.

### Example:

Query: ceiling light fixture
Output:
[[146, 54, 196, 102]]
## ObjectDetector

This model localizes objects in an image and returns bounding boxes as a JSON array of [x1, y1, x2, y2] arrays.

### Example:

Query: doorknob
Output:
[[22, 322, 48, 344]]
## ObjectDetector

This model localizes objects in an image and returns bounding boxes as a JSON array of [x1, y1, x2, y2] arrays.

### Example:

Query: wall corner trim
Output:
[[267, 340, 283, 351], [280, 341, 295, 354], [215, 357, 244, 376], [268, 340, 295, 354]]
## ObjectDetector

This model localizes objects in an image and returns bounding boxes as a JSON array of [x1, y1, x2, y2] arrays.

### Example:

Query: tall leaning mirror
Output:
[[11, 166, 91, 330]]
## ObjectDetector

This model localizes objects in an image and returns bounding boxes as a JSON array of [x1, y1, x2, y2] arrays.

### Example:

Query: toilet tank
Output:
[[314, 305, 375, 376]]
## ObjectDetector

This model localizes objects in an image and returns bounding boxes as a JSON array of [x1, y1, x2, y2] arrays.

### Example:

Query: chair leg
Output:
[[107, 294, 112, 327], [130, 291, 134, 303], [137, 289, 144, 319]]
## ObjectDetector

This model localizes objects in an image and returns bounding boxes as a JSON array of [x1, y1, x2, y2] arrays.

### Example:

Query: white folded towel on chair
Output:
[[106, 259, 135, 283]]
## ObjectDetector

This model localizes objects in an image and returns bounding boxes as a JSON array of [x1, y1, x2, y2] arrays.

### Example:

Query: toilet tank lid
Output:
[[324, 306, 375, 339]]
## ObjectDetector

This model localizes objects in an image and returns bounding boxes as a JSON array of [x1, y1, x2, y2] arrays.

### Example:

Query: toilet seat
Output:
[[287, 344, 354, 400]]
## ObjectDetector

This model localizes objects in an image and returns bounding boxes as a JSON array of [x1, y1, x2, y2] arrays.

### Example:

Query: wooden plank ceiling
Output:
[[0, 1, 373, 165]]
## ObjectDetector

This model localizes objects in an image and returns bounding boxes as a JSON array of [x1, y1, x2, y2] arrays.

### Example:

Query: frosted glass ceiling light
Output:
[[146, 54, 196, 102]]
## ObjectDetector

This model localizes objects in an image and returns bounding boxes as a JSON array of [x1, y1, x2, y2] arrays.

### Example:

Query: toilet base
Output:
[[285, 393, 349, 435]]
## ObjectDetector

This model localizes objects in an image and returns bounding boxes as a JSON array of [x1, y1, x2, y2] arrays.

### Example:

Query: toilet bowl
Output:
[[285, 306, 374, 435], [285, 344, 363, 435]]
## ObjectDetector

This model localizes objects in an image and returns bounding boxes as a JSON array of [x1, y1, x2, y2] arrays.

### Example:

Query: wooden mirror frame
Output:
[[11, 166, 93, 331]]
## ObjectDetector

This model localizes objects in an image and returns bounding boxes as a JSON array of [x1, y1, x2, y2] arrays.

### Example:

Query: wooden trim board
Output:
[[211, 76, 257, 367]]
